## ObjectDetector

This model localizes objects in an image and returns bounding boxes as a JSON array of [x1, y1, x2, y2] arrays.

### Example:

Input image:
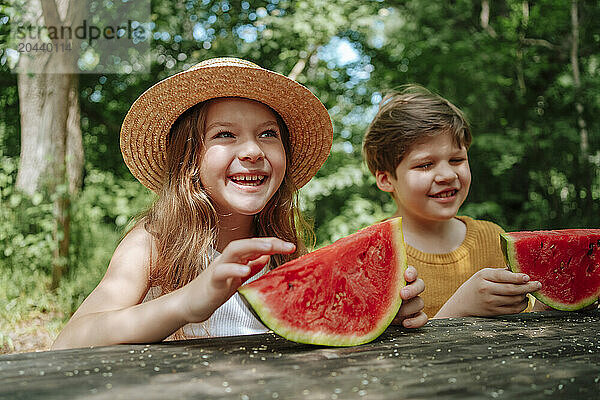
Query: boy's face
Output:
[[376, 131, 471, 223]]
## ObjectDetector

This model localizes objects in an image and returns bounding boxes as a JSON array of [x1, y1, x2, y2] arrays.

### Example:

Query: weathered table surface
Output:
[[1, 310, 599, 399]]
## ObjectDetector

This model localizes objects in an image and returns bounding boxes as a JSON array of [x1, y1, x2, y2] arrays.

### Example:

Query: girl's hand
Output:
[[436, 267, 541, 318], [181, 237, 296, 324], [393, 266, 428, 328]]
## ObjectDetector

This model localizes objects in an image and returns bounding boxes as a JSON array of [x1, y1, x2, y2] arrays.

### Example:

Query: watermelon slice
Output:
[[501, 229, 600, 311], [238, 218, 407, 346]]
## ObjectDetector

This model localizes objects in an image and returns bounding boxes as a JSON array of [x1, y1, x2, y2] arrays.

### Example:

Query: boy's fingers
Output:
[[404, 266, 417, 282], [401, 278, 425, 300], [498, 297, 530, 315], [489, 281, 542, 296], [397, 296, 424, 317], [485, 267, 531, 284], [220, 238, 295, 264], [402, 311, 428, 329]]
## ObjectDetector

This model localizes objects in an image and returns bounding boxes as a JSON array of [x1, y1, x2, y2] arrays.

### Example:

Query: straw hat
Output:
[[120, 57, 333, 192]]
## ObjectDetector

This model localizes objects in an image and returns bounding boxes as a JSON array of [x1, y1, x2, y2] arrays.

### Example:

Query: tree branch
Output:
[[521, 38, 556, 50], [480, 0, 497, 38], [288, 46, 318, 81], [522, 1, 529, 26], [571, 0, 581, 87]]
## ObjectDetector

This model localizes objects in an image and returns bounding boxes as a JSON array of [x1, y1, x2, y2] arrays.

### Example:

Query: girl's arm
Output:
[[52, 226, 295, 350], [51, 225, 184, 349]]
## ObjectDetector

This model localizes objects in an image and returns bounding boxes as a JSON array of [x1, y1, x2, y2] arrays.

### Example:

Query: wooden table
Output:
[[1, 310, 599, 399]]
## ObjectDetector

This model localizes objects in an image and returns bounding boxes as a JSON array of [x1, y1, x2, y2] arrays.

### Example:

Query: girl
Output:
[[53, 58, 426, 349]]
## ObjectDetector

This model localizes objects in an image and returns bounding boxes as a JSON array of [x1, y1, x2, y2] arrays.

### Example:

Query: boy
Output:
[[362, 85, 540, 318]]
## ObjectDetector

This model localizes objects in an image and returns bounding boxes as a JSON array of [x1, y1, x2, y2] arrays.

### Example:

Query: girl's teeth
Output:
[[230, 176, 265, 186]]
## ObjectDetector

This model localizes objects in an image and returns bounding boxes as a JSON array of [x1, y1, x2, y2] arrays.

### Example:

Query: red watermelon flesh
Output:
[[501, 229, 600, 310], [238, 218, 407, 346]]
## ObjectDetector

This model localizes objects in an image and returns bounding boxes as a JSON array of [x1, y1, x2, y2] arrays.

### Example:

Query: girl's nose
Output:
[[238, 139, 265, 162]]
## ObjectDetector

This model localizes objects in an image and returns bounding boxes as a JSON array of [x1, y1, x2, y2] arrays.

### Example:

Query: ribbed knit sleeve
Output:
[[408, 216, 506, 318]]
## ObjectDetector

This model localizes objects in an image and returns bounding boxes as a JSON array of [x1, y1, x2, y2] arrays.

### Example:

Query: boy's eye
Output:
[[260, 129, 279, 138], [450, 158, 466, 164], [415, 163, 432, 170]]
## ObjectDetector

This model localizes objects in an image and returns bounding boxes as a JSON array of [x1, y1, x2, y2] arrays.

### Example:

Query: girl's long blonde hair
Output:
[[137, 98, 312, 328]]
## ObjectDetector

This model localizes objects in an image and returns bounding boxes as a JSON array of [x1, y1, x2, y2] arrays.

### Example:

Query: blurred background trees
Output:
[[0, 0, 598, 350]]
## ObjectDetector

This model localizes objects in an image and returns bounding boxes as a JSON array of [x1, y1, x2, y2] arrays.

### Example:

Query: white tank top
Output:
[[143, 247, 269, 338]]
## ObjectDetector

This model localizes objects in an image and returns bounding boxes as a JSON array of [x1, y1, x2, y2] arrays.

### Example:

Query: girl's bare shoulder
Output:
[[68, 220, 157, 320], [105, 219, 158, 282], [116, 220, 156, 255]]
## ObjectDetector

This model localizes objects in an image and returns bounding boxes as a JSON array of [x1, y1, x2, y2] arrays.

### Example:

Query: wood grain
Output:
[[1, 310, 598, 399]]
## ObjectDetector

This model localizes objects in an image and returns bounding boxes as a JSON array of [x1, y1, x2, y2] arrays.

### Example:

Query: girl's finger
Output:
[[220, 238, 295, 264], [247, 254, 271, 269], [244, 255, 271, 280], [211, 263, 250, 282]]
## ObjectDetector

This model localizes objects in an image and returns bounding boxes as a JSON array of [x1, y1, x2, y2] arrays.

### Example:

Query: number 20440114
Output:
[[17, 42, 73, 53]]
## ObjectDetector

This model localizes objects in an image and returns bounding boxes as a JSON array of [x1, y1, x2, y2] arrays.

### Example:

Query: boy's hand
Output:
[[436, 267, 541, 318], [393, 266, 428, 328], [182, 237, 296, 323]]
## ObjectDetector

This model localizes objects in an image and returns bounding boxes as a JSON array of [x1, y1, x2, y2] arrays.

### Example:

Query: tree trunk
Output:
[[480, 0, 497, 37], [569, 0, 593, 224], [570, 0, 587, 157], [14, 0, 84, 288]]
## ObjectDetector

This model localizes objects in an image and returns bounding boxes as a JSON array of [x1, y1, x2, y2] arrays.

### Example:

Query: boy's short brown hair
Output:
[[362, 84, 472, 177]]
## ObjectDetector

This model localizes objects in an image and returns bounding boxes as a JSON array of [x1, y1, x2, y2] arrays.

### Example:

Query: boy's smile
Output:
[[376, 131, 471, 224], [430, 188, 459, 200], [199, 98, 286, 220]]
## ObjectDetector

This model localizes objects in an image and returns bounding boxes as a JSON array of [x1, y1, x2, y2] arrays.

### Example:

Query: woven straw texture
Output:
[[120, 58, 333, 192]]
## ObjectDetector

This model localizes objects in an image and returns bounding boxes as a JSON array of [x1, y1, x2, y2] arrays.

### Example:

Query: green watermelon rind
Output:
[[238, 218, 408, 347], [500, 232, 598, 311]]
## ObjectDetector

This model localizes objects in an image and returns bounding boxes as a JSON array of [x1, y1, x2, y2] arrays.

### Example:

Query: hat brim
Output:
[[120, 64, 333, 192]]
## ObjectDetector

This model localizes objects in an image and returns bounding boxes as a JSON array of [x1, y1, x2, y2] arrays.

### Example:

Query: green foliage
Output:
[[324, 0, 600, 232], [0, 159, 153, 346], [299, 150, 394, 246], [0, 156, 55, 274], [1, 0, 600, 349]]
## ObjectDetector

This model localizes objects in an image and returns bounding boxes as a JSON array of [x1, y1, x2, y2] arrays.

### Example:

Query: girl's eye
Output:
[[213, 131, 235, 139], [450, 158, 466, 164], [260, 129, 279, 138], [416, 163, 432, 170]]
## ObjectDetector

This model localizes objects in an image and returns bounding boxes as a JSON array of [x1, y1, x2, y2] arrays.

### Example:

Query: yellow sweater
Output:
[[408, 216, 507, 318]]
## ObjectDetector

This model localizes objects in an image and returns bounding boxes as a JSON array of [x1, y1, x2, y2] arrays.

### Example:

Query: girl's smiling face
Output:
[[199, 98, 286, 218], [376, 131, 471, 224]]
